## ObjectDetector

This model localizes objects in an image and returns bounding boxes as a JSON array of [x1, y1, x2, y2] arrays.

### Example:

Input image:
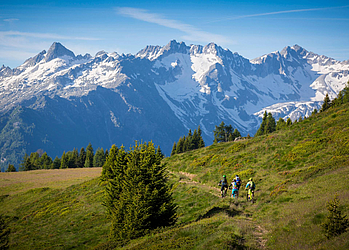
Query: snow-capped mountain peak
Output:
[[45, 42, 75, 62], [0, 41, 348, 165]]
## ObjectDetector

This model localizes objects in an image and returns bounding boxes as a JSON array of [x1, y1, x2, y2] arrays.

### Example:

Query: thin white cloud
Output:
[[117, 7, 229, 45], [208, 5, 349, 23], [0, 31, 101, 41], [3, 18, 19, 22]]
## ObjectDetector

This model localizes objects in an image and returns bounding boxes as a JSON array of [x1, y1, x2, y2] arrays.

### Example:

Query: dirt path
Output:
[[177, 171, 222, 197], [175, 170, 269, 249], [253, 223, 269, 249]]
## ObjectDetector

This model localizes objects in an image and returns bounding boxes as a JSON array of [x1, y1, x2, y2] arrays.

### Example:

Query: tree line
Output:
[[171, 125, 205, 156], [19, 143, 107, 171], [213, 121, 242, 143]]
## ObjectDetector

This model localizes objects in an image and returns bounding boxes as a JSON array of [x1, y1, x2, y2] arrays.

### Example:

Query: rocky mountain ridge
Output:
[[0, 40, 348, 168]]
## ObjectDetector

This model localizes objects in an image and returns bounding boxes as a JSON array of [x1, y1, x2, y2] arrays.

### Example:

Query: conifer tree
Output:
[[192, 129, 199, 148], [286, 117, 292, 126], [41, 152, 53, 169], [321, 93, 331, 112], [265, 113, 276, 134], [156, 146, 164, 161], [276, 117, 286, 130], [103, 142, 176, 243], [225, 125, 233, 141], [186, 129, 194, 150], [256, 111, 276, 136], [182, 135, 188, 152], [24, 157, 33, 171], [68, 149, 79, 168], [30, 152, 41, 170], [332, 91, 344, 107], [93, 148, 106, 168], [85, 143, 94, 168], [232, 128, 241, 140], [60, 151, 69, 169], [52, 156, 61, 169], [213, 121, 226, 143], [5, 164, 16, 172], [101, 145, 120, 182], [77, 147, 86, 168], [197, 125, 205, 148], [176, 137, 184, 154], [255, 111, 267, 136], [322, 196, 349, 239], [171, 142, 177, 156]]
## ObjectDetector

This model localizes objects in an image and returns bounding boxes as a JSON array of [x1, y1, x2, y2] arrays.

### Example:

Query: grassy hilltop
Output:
[[1, 102, 349, 249]]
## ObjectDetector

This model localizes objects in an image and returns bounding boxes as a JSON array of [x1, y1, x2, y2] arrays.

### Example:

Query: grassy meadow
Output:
[[1, 103, 349, 249]]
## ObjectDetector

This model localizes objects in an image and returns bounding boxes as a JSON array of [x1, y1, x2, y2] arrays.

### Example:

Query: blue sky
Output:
[[1, 0, 349, 68]]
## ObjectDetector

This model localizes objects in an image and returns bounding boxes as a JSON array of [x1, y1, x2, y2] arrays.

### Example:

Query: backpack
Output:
[[236, 177, 241, 186]]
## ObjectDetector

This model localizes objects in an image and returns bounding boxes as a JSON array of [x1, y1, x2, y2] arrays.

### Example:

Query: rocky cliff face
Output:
[[0, 41, 348, 168]]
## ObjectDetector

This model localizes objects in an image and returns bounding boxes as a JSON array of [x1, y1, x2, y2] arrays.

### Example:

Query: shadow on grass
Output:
[[196, 205, 242, 221]]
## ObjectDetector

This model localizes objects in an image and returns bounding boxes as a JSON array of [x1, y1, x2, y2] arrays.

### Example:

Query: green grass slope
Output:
[[1, 103, 348, 249]]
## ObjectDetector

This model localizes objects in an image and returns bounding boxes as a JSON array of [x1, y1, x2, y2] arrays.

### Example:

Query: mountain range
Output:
[[0, 40, 348, 169]]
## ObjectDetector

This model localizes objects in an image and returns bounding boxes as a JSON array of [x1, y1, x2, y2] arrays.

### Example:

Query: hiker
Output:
[[245, 178, 255, 201], [235, 174, 241, 190], [229, 179, 239, 198], [218, 175, 228, 198]]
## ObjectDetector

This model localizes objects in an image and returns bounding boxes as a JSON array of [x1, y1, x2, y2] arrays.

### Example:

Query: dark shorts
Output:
[[221, 184, 228, 191]]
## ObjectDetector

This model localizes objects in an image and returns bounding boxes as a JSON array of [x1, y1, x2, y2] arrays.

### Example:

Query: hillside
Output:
[[0, 103, 348, 249]]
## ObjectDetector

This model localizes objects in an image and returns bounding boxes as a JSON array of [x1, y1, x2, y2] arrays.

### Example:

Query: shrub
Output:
[[321, 195, 349, 239]]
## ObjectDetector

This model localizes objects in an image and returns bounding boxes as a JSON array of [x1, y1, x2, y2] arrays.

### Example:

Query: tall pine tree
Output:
[[85, 143, 94, 168], [103, 142, 177, 244], [321, 93, 331, 112]]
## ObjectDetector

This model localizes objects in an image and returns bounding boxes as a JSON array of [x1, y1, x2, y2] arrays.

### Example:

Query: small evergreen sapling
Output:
[[321, 195, 349, 239]]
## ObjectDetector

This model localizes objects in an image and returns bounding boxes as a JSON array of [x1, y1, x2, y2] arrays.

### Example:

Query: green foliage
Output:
[[60, 151, 68, 169], [103, 142, 177, 244], [276, 117, 286, 130], [171, 142, 176, 156], [77, 147, 86, 168], [0, 214, 10, 250], [322, 196, 349, 239], [93, 148, 106, 168], [19, 143, 105, 172], [172, 125, 205, 155], [213, 122, 241, 143], [255, 111, 276, 136], [5, 164, 16, 172], [85, 143, 94, 168], [321, 93, 332, 112], [52, 156, 61, 169]]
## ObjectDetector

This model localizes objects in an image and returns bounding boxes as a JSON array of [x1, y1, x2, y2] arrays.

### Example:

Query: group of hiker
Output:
[[218, 174, 255, 200]]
